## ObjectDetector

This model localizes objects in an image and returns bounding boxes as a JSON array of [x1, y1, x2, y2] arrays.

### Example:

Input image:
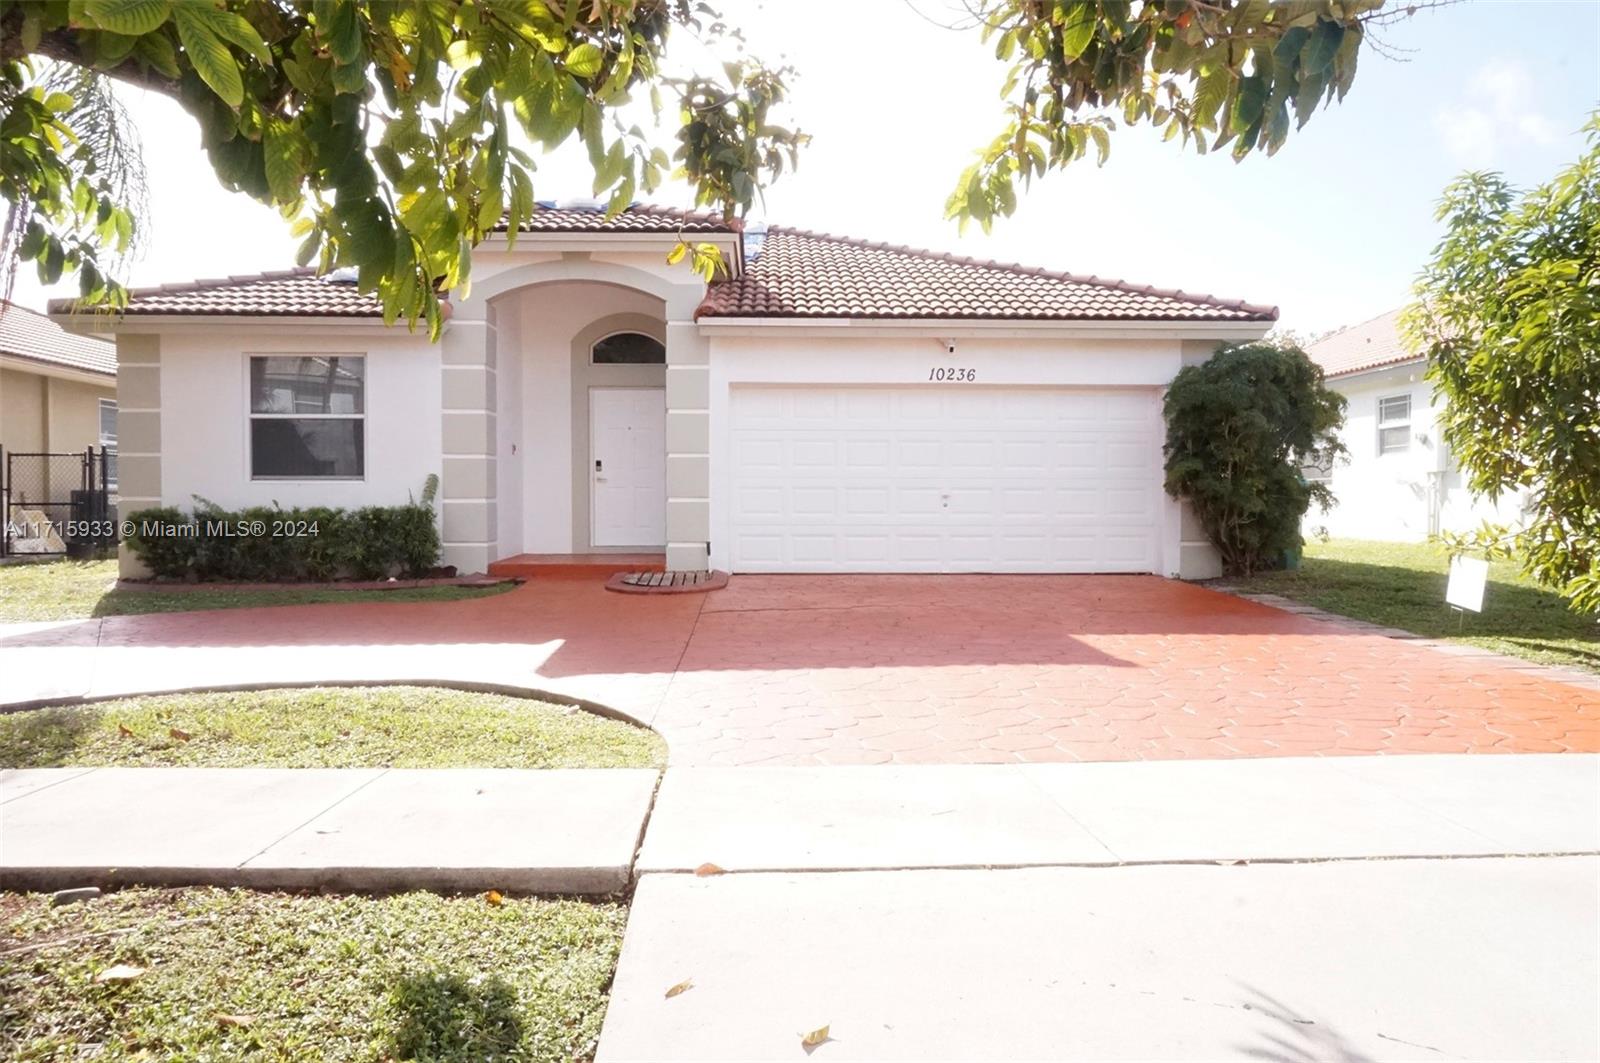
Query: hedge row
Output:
[[124, 492, 440, 582]]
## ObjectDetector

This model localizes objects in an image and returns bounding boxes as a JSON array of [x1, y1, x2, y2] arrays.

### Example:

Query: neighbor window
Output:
[[249, 355, 364, 478], [1377, 394, 1411, 455], [98, 398, 117, 489], [591, 331, 665, 364]]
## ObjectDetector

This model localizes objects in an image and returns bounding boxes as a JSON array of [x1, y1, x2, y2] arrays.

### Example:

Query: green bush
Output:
[[1163, 343, 1347, 576], [123, 482, 440, 582]]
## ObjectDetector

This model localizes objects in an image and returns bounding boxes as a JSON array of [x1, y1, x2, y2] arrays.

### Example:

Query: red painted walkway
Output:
[[4, 576, 1596, 765]]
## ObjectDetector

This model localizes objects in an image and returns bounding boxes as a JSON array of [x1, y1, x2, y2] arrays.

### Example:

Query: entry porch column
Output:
[[664, 301, 710, 573], [440, 303, 498, 574]]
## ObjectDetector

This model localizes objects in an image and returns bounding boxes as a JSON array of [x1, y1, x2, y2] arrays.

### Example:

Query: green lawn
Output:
[[1243, 538, 1600, 674], [0, 559, 512, 624], [0, 887, 625, 1062], [0, 686, 665, 769]]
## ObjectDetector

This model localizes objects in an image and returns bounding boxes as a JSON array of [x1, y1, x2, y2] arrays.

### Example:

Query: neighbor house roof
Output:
[[1307, 308, 1420, 377], [0, 300, 116, 376], [695, 227, 1278, 322]]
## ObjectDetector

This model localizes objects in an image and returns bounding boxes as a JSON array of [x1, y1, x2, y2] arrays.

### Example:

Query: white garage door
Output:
[[728, 386, 1163, 573]]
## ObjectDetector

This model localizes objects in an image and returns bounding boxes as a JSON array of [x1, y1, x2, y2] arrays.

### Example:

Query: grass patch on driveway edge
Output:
[[1240, 539, 1599, 674], [0, 686, 666, 769], [0, 887, 625, 1061]]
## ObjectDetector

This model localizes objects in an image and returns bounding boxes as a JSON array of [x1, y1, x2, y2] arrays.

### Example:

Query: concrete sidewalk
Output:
[[599, 858, 1600, 1061], [639, 754, 1600, 872], [0, 767, 657, 893]]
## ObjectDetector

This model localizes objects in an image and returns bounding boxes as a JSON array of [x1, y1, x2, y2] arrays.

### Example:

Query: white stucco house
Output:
[[50, 203, 1279, 579], [1305, 309, 1523, 541]]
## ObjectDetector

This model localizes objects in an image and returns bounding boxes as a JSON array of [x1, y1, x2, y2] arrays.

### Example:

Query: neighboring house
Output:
[[0, 300, 117, 464], [50, 203, 1276, 579], [1305, 308, 1522, 541]]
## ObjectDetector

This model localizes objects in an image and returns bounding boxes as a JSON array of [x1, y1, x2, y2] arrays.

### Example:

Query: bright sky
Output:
[[10, 0, 1599, 334]]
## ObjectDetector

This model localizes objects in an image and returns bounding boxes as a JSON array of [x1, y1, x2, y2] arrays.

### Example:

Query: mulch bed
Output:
[[113, 576, 516, 593]]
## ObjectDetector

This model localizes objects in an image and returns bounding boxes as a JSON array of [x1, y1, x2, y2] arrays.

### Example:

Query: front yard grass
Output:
[[1243, 538, 1599, 674], [0, 886, 625, 1062], [0, 686, 665, 769], [0, 559, 512, 624]]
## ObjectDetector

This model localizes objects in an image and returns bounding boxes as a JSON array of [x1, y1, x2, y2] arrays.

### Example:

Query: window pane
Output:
[[592, 332, 665, 364], [251, 356, 364, 414], [1378, 426, 1410, 453], [252, 418, 364, 477], [1378, 395, 1410, 425], [98, 401, 117, 443]]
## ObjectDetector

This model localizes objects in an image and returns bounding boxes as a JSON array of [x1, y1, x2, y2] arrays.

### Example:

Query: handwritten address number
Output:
[[929, 367, 977, 382]]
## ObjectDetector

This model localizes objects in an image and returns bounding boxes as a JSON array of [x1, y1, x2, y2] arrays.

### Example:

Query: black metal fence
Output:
[[0, 446, 117, 558]]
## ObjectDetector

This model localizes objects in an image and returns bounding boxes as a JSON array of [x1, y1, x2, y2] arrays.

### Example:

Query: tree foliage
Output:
[[1405, 117, 1600, 614], [946, 0, 1394, 231], [0, 1, 1416, 330], [0, 59, 144, 305], [0, 0, 806, 333], [1164, 342, 1346, 576]]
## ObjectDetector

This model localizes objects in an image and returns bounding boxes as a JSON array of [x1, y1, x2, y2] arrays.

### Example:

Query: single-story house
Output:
[[50, 204, 1278, 578], [1305, 308, 1523, 541], [1, 300, 117, 464]]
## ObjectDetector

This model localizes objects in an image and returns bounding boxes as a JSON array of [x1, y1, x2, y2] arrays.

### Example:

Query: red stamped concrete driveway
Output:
[[4, 575, 1596, 765]]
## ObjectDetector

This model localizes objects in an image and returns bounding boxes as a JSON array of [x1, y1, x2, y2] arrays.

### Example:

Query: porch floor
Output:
[[487, 553, 666, 580]]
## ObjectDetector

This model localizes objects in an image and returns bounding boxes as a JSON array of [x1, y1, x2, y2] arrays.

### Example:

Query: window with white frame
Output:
[[249, 355, 365, 478], [1377, 394, 1411, 455], [98, 398, 118, 488]]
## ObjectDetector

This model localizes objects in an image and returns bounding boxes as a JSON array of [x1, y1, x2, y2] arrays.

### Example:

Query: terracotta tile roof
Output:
[[1307, 308, 1421, 377], [0, 300, 115, 376], [67, 268, 385, 318], [695, 227, 1278, 322], [495, 201, 735, 234]]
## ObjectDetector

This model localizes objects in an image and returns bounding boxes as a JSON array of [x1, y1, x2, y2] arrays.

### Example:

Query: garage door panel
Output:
[[728, 386, 1160, 573]]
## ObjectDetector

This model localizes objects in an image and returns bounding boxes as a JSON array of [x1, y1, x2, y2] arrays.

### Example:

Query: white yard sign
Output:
[[1446, 556, 1490, 613]]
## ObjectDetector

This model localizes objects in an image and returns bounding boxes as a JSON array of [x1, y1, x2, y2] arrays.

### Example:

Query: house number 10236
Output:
[[929, 367, 977, 382]]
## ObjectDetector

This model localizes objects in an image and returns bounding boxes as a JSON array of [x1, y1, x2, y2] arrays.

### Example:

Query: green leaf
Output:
[[134, 31, 181, 79], [82, 0, 171, 37], [1060, 6, 1097, 61], [566, 43, 604, 79], [203, 8, 272, 65], [1230, 73, 1266, 136], [263, 123, 306, 202], [1300, 19, 1344, 76], [173, 6, 243, 107], [1087, 124, 1110, 165]]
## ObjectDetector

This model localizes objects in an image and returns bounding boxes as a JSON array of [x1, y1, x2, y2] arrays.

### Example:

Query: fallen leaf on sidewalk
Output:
[[168, 727, 192, 742], [664, 979, 693, 999], [694, 862, 725, 877], [484, 890, 504, 906], [93, 964, 145, 984], [216, 1013, 255, 1028], [800, 1024, 832, 1053], [117, 724, 136, 739]]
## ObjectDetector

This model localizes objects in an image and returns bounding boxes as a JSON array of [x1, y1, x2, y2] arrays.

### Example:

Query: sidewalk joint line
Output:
[[0, 766, 101, 807], [235, 769, 391, 869], [1010, 764, 1123, 863], [636, 849, 1600, 877]]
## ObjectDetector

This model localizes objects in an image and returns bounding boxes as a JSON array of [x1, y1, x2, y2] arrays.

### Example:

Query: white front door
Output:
[[727, 386, 1162, 573], [590, 387, 666, 547]]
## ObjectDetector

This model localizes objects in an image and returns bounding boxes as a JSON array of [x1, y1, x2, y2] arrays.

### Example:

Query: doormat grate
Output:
[[605, 570, 729, 594]]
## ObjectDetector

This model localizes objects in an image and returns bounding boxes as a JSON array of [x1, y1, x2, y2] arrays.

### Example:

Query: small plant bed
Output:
[[0, 886, 625, 1061], [0, 560, 513, 624], [1239, 539, 1600, 674], [0, 686, 666, 770]]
